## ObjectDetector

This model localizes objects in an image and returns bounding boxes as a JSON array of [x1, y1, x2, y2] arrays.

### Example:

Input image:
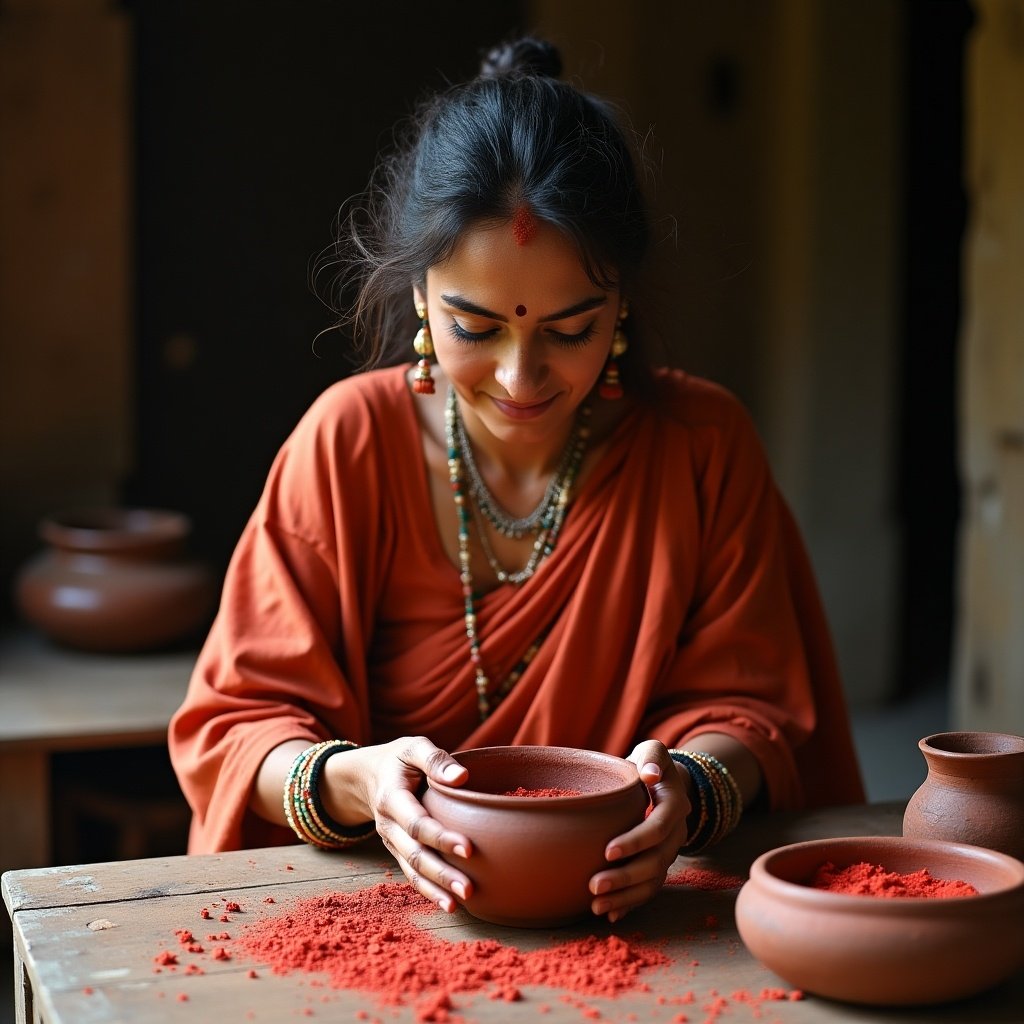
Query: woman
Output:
[[170, 38, 864, 924]]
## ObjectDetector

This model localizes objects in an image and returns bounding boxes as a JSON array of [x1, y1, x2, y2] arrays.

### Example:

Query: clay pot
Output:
[[735, 835, 1024, 1005], [15, 507, 217, 653], [422, 745, 649, 928], [903, 731, 1024, 860]]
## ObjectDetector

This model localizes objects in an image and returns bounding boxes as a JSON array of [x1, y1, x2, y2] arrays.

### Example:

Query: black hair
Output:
[[316, 36, 653, 380]]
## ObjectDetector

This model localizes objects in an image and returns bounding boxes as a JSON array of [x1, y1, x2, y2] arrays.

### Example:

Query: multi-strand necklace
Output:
[[445, 386, 591, 719]]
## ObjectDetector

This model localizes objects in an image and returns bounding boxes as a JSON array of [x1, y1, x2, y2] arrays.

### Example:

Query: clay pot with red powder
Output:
[[735, 835, 1024, 1005], [15, 508, 216, 652], [422, 745, 649, 928], [903, 731, 1024, 860]]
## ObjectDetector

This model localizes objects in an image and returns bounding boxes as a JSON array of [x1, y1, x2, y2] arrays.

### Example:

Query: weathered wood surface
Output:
[[6, 801, 1023, 1023]]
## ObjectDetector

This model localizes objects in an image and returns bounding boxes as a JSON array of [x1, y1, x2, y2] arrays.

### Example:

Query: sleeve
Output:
[[640, 391, 865, 810], [168, 384, 387, 852]]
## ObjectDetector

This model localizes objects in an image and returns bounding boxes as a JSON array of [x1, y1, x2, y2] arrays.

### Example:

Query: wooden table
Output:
[[5, 801, 1023, 1023], [0, 630, 196, 876]]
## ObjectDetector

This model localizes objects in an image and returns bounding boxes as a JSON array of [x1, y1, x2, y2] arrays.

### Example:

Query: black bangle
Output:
[[307, 741, 376, 840], [669, 750, 718, 854]]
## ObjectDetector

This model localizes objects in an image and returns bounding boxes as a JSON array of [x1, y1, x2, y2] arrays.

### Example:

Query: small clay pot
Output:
[[15, 507, 217, 653], [735, 835, 1024, 1005], [422, 745, 649, 928], [903, 731, 1024, 860]]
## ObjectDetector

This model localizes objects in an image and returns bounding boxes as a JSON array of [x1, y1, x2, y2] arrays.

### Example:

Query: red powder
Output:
[[511, 206, 537, 246], [665, 868, 745, 891], [810, 861, 979, 898], [235, 883, 668, 1016], [153, 950, 178, 966], [502, 787, 583, 798]]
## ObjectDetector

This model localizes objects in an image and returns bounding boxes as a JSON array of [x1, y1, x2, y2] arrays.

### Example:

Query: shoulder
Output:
[[650, 368, 763, 449], [288, 365, 413, 450]]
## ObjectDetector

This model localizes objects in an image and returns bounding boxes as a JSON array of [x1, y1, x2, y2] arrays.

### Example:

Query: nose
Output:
[[493, 339, 547, 400]]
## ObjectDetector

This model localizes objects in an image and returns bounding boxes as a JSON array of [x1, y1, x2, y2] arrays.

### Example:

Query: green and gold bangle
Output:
[[669, 748, 744, 854], [283, 740, 376, 850]]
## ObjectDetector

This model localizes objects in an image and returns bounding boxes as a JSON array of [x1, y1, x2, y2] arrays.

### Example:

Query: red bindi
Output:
[[511, 206, 537, 246], [515, 304, 527, 317]]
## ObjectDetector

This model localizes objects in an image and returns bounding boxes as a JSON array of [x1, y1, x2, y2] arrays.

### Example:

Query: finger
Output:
[[378, 816, 475, 909], [605, 790, 687, 861], [627, 739, 671, 782], [400, 736, 469, 786], [591, 843, 674, 901], [591, 874, 664, 919], [384, 788, 473, 859]]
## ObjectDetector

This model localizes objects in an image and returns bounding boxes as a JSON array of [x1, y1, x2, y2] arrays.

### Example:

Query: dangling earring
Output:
[[599, 301, 629, 400], [412, 301, 435, 395]]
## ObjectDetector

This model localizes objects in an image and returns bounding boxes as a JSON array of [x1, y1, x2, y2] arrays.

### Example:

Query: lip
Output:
[[489, 394, 558, 421]]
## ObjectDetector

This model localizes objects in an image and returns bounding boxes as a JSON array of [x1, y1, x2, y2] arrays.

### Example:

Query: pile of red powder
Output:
[[502, 786, 583, 797], [236, 882, 669, 1017], [810, 860, 979, 898]]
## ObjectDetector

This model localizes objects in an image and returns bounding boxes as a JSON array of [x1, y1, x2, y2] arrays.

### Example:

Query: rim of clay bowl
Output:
[[920, 730, 1024, 757], [425, 745, 643, 807], [39, 508, 192, 554], [747, 835, 1024, 913]]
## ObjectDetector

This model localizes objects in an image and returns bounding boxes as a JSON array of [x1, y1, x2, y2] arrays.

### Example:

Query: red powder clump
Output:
[[810, 861, 979, 897], [665, 868, 745, 891], [236, 883, 667, 1015], [502, 787, 583, 798]]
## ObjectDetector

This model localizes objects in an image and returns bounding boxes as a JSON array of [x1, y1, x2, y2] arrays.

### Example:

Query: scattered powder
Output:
[[810, 861, 979, 898], [665, 867, 746, 891], [235, 882, 668, 1016], [502, 787, 583, 798]]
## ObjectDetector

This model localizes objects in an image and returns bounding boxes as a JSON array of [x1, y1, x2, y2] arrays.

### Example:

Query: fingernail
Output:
[[451, 880, 468, 900], [608, 909, 622, 924], [452, 844, 469, 859], [606, 845, 623, 861], [438, 896, 455, 913], [593, 899, 610, 916], [442, 764, 463, 782], [592, 878, 611, 895], [642, 762, 662, 778]]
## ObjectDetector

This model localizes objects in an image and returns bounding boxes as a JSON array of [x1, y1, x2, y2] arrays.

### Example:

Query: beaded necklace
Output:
[[445, 386, 591, 719], [454, 399, 580, 538]]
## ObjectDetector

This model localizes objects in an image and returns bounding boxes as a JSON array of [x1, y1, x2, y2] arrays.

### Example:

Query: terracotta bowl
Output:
[[735, 835, 1024, 1006], [421, 745, 649, 928]]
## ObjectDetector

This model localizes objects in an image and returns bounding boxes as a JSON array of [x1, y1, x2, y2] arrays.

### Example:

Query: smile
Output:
[[489, 394, 558, 420]]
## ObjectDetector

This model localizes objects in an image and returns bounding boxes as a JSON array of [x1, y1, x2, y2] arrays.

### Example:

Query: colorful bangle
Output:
[[669, 749, 744, 854], [283, 740, 376, 850]]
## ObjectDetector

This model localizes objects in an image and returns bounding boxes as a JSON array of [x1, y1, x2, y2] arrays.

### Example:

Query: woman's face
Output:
[[416, 219, 620, 446]]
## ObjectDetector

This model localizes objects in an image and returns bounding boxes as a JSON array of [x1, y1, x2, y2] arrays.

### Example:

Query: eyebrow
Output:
[[440, 294, 607, 323]]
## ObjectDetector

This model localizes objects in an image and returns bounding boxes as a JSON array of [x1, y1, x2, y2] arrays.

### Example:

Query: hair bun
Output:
[[479, 37, 562, 80]]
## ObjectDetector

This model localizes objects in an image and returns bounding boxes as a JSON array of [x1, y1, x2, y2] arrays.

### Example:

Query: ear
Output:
[[412, 283, 426, 311]]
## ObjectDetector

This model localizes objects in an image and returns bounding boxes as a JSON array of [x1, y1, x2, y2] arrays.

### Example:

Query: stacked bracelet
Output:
[[669, 749, 744, 854], [283, 739, 377, 850]]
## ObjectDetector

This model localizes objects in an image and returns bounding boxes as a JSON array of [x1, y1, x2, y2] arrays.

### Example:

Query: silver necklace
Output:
[[451, 389, 583, 539]]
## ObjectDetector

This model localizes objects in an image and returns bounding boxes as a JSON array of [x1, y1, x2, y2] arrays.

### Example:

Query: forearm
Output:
[[251, 738, 376, 831], [675, 731, 762, 807]]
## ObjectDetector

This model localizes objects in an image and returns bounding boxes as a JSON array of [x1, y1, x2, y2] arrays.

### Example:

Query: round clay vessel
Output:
[[422, 745, 649, 927], [735, 835, 1024, 1005], [15, 508, 217, 652], [903, 731, 1024, 860]]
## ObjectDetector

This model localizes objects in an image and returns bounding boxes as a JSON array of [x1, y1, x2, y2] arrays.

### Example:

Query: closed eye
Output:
[[548, 323, 597, 348], [448, 321, 500, 343]]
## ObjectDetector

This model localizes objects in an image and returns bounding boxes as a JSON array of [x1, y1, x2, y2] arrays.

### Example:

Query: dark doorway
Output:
[[125, 3, 525, 575], [896, 0, 972, 697]]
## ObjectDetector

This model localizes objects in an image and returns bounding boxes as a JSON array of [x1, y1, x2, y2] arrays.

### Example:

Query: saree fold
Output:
[[170, 365, 864, 853]]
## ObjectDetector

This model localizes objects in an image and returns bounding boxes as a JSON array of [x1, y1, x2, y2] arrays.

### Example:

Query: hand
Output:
[[587, 740, 691, 923], [322, 736, 475, 913]]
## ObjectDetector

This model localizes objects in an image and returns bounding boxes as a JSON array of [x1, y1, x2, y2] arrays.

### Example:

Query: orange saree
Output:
[[169, 365, 865, 853]]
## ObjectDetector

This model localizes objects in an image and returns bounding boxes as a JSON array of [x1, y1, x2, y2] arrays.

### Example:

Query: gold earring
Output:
[[599, 302, 629, 400], [412, 301, 435, 395]]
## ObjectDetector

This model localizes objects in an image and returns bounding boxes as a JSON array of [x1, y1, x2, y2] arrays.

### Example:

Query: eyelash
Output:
[[447, 321, 597, 349]]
